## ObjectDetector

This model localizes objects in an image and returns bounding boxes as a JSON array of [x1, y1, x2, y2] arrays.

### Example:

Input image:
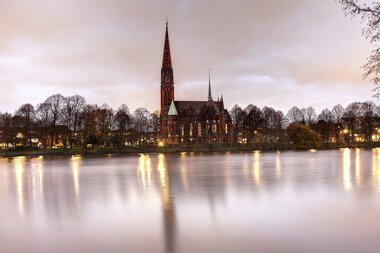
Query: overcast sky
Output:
[[0, 0, 375, 114]]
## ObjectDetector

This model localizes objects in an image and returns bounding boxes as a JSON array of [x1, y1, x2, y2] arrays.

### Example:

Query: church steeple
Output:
[[162, 21, 172, 69], [208, 68, 213, 101], [161, 20, 175, 115]]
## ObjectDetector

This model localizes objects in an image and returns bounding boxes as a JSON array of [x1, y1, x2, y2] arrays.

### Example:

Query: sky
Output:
[[0, 0, 375, 114]]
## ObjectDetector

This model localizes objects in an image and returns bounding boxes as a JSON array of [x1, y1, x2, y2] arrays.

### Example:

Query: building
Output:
[[160, 22, 232, 146]]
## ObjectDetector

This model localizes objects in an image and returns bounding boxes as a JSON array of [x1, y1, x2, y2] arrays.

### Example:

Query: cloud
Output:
[[0, 0, 374, 114]]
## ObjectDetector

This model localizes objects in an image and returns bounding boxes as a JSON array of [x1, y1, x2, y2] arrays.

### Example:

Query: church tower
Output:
[[160, 21, 175, 137], [161, 21, 174, 113]]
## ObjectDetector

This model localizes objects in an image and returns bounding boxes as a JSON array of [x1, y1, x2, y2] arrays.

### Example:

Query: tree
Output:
[[316, 109, 334, 142], [262, 106, 277, 130], [287, 123, 322, 149], [229, 105, 247, 144], [303, 107, 317, 125], [79, 104, 99, 152], [15, 103, 35, 147], [286, 106, 303, 124], [96, 104, 114, 147], [338, 0, 380, 97], [332, 104, 345, 123], [343, 102, 362, 142], [245, 105, 263, 143], [150, 110, 160, 145], [318, 109, 333, 123], [45, 94, 64, 148], [36, 102, 51, 148], [0, 113, 17, 149], [361, 101, 376, 142], [62, 95, 86, 148], [133, 108, 152, 146], [114, 104, 132, 146]]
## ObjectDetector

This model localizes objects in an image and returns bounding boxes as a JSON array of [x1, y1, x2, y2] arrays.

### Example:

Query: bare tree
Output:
[[15, 103, 35, 147], [133, 108, 152, 146], [0, 113, 16, 149], [45, 94, 64, 148], [114, 104, 132, 146], [361, 101, 377, 142], [36, 102, 51, 148], [229, 105, 247, 144], [97, 104, 114, 146], [338, 0, 380, 97], [286, 106, 303, 124], [303, 107, 317, 125], [245, 105, 263, 143], [318, 109, 334, 123], [343, 102, 362, 142], [62, 95, 86, 148], [79, 104, 99, 151], [332, 104, 345, 123]]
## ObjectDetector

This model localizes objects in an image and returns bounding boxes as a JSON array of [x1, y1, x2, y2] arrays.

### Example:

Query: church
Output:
[[160, 22, 232, 146]]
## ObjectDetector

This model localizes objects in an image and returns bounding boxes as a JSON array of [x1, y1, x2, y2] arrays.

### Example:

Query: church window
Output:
[[225, 123, 228, 134], [181, 124, 184, 136], [212, 124, 217, 134], [190, 124, 193, 137], [198, 123, 202, 137]]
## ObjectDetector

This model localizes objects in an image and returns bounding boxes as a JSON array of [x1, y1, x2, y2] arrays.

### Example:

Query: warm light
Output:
[[158, 141, 164, 147], [343, 129, 349, 134], [276, 152, 281, 179], [71, 156, 81, 199], [13, 157, 26, 216], [157, 154, 172, 211], [372, 148, 380, 191], [309, 149, 317, 153], [138, 154, 152, 189], [343, 148, 352, 191], [253, 151, 261, 185], [355, 148, 361, 187]]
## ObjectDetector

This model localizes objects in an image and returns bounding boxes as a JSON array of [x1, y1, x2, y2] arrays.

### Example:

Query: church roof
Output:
[[173, 100, 223, 117], [168, 100, 178, 116]]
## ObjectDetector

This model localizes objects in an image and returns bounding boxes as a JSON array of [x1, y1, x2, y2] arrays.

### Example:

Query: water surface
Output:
[[1, 149, 380, 253]]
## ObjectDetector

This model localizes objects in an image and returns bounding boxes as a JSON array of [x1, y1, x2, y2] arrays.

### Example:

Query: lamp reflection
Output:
[[253, 151, 261, 186], [343, 148, 352, 191], [138, 154, 152, 190], [180, 152, 189, 191], [276, 151, 281, 179], [13, 157, 25, 216], [71, 156, 81, 200], [355, 149, 361, 188], [156, 154, 176, 253], [372, 148, 380, 191], [0, 159, 9, 195]]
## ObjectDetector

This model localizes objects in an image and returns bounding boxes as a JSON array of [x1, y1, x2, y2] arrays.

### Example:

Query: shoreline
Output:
[[1, 144, 380, 158]]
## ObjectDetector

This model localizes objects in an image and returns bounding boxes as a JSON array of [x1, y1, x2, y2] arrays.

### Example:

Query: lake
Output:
[[0, 149, 380, 253]]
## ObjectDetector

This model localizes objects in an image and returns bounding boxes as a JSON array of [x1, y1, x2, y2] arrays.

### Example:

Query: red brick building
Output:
[[160, 22, 232, 146]]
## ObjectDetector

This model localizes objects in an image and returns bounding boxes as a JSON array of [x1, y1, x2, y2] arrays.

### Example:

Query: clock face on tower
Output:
[[165, 76, 171, 82]]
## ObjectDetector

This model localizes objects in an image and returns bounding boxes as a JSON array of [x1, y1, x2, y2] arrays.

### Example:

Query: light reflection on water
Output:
[[1, 150, 380, 252]]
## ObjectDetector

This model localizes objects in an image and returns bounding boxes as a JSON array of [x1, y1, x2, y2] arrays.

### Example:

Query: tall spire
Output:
[[208, 68, 213, 101], [162, 20, 172, 69]]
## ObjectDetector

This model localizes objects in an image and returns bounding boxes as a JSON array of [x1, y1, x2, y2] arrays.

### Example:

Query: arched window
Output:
[[198, 123, 202, 137], [190, 123, 193, 137], [212, 123, 217, 134], [181, 124, 184, 136]]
